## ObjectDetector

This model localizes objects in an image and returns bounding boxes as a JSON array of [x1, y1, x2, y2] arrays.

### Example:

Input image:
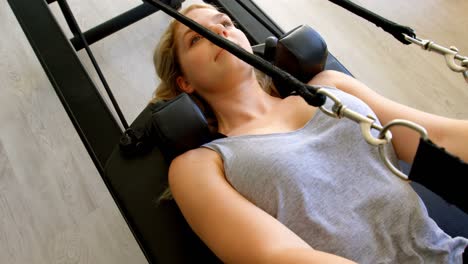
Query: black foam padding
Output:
[[272, 25, 329, 97], [151, 93, 212, 161]]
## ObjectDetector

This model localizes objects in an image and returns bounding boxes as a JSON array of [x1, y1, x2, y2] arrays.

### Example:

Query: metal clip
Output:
[[317, 88, 391, 146], [442, 46, 467, 73], [403, 34, 468, 83], [377, 119, 429, 181]]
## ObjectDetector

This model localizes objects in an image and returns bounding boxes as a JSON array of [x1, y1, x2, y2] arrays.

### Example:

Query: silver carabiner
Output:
[[442, 46, 467, 73], [377, 119, 429, 181], [317, 88, 391, 146], [403, 34, 468, 83], [315, 89, 431, 181]]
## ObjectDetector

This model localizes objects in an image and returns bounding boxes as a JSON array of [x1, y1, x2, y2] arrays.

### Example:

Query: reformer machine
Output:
[[7, 0, 467, 263]]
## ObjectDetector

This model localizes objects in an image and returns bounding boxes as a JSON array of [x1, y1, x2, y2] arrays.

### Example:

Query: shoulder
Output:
[[169, 147, 224, 185], [172, 147, 220, 164], [170, 147, 222, 170]]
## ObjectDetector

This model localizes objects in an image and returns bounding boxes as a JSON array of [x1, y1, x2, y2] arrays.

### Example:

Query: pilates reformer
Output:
[[7, 0, 467, 263]]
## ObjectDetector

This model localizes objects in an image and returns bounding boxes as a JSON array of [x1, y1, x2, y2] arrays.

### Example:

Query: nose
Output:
[[209, 23, 228, 37]]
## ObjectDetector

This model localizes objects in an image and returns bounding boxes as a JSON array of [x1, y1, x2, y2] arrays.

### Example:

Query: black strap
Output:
[[328, 0, 415, 45], [144, 0, 326, 107], [409, 138, 468, 214], [57, 0, 129, 129]]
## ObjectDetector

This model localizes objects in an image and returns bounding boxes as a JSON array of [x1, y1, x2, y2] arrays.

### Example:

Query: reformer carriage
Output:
[[8, 0, 467, 263]]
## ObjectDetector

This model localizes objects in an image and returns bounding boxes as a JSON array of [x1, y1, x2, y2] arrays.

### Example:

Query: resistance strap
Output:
[[328, 0, 415, 44], [410, 139, 468, 213], [329, 0, 468, 83], [144, 0, 326, 107]]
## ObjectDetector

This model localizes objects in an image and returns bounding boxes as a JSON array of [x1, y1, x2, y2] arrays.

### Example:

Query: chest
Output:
[[219, 112, 406, 217]]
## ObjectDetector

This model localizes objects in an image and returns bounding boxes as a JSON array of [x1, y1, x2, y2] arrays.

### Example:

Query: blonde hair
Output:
[[152, 3, 277, 203]]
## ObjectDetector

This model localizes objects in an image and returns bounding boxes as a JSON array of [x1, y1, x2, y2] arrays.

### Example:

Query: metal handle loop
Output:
[[444, 51, 467, 73], [377, 119, 429, 180]]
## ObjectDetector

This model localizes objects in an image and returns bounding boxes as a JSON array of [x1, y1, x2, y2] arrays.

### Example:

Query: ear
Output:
[[176, 76, 194, 93]]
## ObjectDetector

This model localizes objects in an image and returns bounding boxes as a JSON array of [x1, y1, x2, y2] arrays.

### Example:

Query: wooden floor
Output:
[[1, 0, 467, 263]]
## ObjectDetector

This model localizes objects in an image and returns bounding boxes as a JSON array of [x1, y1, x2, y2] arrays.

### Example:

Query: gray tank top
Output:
[[202, 87, 467, 263]]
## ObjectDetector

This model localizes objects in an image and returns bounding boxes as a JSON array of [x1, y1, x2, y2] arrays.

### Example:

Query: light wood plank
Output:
[[1, 0, 147, 263]]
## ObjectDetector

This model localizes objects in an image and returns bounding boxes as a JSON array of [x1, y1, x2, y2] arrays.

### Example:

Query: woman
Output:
[[151, 3, 468, 263]]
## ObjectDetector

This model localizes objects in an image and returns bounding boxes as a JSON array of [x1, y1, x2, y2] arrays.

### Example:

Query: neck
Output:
[[202, 76, 279, 135]]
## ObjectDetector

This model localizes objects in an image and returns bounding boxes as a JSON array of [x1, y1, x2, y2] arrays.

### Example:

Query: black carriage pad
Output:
[[104, 147, 221, 263], [104, 98, 222, 263]]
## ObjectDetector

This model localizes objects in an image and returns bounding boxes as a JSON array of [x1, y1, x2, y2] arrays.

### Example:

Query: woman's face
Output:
[[174, 7, 253, 95]]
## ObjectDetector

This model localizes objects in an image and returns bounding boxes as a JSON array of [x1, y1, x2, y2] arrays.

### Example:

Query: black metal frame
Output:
[[7, 0, 123, 175], [6, 0, 296, 262]]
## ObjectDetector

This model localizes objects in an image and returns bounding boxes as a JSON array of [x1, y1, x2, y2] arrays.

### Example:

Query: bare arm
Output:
[[309, 70, 468, 163], [169, 148, 356, 264]]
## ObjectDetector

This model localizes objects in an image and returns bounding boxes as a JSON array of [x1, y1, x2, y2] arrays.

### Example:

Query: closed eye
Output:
[[221, 18, 233, 28], [189, 34, 203, 47]]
